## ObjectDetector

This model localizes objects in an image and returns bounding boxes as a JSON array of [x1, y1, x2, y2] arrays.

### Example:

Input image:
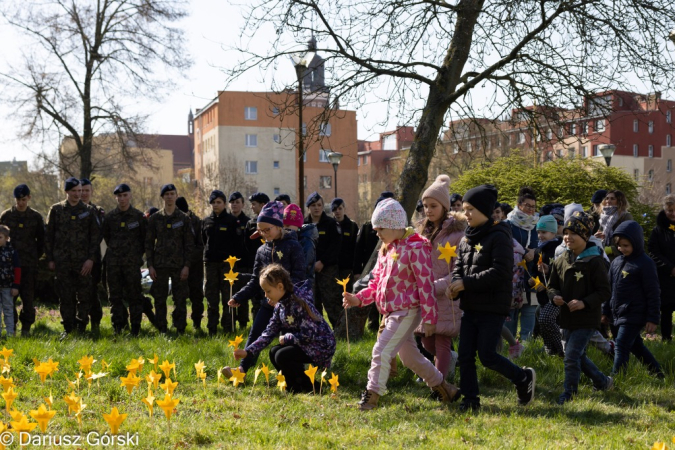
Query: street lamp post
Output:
[[599, 144, 616, 167], [327, 151, 343, 198], [291, 51, 315, 209]]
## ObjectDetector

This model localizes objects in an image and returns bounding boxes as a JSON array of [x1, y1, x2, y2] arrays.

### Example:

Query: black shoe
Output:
[[21, 326, 31, 337], [458, 400, 480, 412], [557, 393, 573, 405], [208, 328, 217, 337], [516, 367, 536, 406], [130, 325, 140, 337]]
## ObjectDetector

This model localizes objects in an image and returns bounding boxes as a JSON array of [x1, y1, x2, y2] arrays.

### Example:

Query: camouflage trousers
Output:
[[204, 262, 248, 333], [55, 264, 93, 332], [314, 264, 342, 329], [150, 267, 188, 333], [13, 265, 36, 328], [106, 264, 143, 331], [187, 260, 205, 328]]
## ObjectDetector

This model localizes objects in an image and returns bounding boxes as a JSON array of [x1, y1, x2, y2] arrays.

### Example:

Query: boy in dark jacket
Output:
[[449, 185, 535, 412], [549, 211, 613, 405], [602, 220, 664, 377]]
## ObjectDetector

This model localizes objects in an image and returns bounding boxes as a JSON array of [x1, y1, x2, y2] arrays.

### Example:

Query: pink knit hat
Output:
[[283, 204, 304, 228], [422, 175, 451, 210], [371, 198, 407, 229]]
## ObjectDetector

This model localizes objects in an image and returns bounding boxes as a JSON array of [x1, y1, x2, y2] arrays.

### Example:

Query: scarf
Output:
[[599, 206, 619, 246], [507, 208, 539, 248], [465, 220, 494, 245]]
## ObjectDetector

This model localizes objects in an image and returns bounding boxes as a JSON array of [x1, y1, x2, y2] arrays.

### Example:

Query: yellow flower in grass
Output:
[[160, 378, 178, 395], [120, 373, 141, 395], [63, 392, 80, 415], [11, 415, 37, 435], [228, 335, 244, 350], [0, 376, 14, 392], [156, 394, 180, 420], [77, 355, 95, 373], [29, 404, 56, 433], [102, 407, 128, 435], [159, 360, 175, 379], [229, 368, 245, 387], [147, 354, 159, 372], [194, 360, 206, 377], [2, 387, 17, 412], [141, 390, 155, 418], [44, 390, 54, 410], [329, 373, 339, 393], [0, 347, 13, 361], [146, 370, 161, 390], [276, 371, 287, 392]]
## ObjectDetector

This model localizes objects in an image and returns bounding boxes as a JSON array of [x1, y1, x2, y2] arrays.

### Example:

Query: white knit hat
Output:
[[371, 198, 407, 229]]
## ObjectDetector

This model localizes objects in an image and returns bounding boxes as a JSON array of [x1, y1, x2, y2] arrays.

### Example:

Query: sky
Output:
[[0, 0, 401, 166]]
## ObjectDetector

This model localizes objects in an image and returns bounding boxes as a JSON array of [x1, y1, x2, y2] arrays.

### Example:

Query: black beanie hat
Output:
[[175, 197, 189, 213], [463, 184, 498, 220]]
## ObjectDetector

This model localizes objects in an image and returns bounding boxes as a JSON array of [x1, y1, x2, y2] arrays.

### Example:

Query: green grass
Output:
[[1, 306, 674, 449]]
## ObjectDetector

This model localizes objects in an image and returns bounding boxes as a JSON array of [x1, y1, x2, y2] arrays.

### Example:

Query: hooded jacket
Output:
[[415, 214, 466, 337], [245, 280, 336, 369], [548, 241, 611, 330], [533, 236, 563, 306], [355, 229, 438, 325], [233, 230, 306, 304], [603, 221, 661, 326], [647, 210, 675, 307], [451, 220, 514, 316], [305, 211, 341, 267]]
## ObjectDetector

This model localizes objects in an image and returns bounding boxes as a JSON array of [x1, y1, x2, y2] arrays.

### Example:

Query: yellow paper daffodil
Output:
[[437, 242, 458, 264], [199, 371, 207, 388], [228, 335, 244, 350], [77, 355, 95, 373], [224, 269, 239, 285], [101, 360, 111, 372], [34, 364, 51, 383], [9, 409, 24, 422], [230, 368, 246, 387], [225, 255, 241, 270], [532, 276, 544, 291], [320, 369, 327, 395], [126, 359, 143, 375], [0, 347, 13, 361], [146, 370, 161, 390], [0, 358, 10, 375], [29, 404, 56, 433], [102, 407, 128, 435], [517, 259, 528, 270], [10, 415, 38, 435], [335, 276, 350, 293], [156, 394, 180, 420], [276, 371, 287, 392], [2, 387, 17, 412], [651, 442, 668, 450], [538, 253, 543, 265], [44, 390, 54, 410], [63, 392, 80, 415], [65, 376, 79, 392], [329, 372, 339, 393], [194, 360, 206, 377], [119, 373, 141, 395], [253, 366, 262, 387], [71, 399, 86, 426], [142, 390, 155, 417], [147, 354, 159, 371], [45, 359, 59, 377], [261, 363, 271, 386], [0, 376, 14, 392], [304, 364, 318, 394], [159, 360, 175, 379], [160, 378, 178, 395]]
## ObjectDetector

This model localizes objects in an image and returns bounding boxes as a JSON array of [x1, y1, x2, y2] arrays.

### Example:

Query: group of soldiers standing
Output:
[[0, 177, 379, 339]]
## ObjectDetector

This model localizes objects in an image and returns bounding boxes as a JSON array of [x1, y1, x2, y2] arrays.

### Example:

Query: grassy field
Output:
[[1, 305, 674, 449]]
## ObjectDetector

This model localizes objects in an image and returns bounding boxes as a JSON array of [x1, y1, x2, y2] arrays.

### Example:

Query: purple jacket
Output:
[[245, 280, 336, 368]]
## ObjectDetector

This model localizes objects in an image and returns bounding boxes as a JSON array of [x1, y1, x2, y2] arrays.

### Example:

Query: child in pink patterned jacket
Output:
[[343, 198, 460, 411]]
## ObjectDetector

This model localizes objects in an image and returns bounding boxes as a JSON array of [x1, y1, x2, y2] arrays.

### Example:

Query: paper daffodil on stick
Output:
[[0, 347, 13, 361], [224, 265, 240, 330], [156, 394, 180, 432], [261, 363, 271, 389], [438, 242, 459, 327], [194, 360, 206, 378], [329, 373, 339, 394], [30, 404, 56, 433], [229, 335, 244, 351], [230, 368, 245, 387], [120, 373, 141, 395], [126, 357, 145, 375], [159, 360, 175, 379], [304, 364, 318, 395], [63, 392, 80, 416], [226, 255, 240, 270], [319, 369, 327, 396], [161, 378, 178, 395], [77, 355, 95, 373], [0, 376, 14, 392], [146, 370, 161, 391], [276, 371, 287, 392], [102, 407, 128, 435], [148, 354, 159, 372], [2, 387, 17, 412], [11, 415, 37, 441], [44, 391, 53, 410], [71, 398, 86, 429], [336, 276, 352, 352], [142, 390, 155, 418], [532, 276, 545, 291]]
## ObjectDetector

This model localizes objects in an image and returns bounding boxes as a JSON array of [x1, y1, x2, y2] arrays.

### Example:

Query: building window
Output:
[[668, 110, 672, 124], [518, 132, 525, 144], [319, 123, 332, 136], [593, 145, 599, 156], [546, 128, 553, 140], [273, 161, 280, 169], [364, 155, 369, 164], [357, 157, 361, 166], [634, 168, 640, 180], [272, 107, 279, 116], [245, 161, 258, 174], [568, 148, 576, 159], [467, 142, 472, 152], [303, 176, 307, 189], [596, 119, 605, 133], [319, 176, 332, 189], [545, 151, 554, 162], [274, 187, 280, 196], [302, 123, 307, 136], [245, 107, 257, 120], [319, 149, 330, 163], [649, 121, 654, 134], [582, 122, 589, 135], [618, 96, 624, 107], [273, 134, 281, 143], [667, 134, 672, 147], [634, 119, 639, 132], [453, 145, 459, 154], [570, 123, 577, 135], [633, 144, 639, 157], [245, 134, 257, 147], [649, 145, 654, 158], [582, 146, 588, 158], [668, 183, 672, 195], [648, 169, 654, 182], [302, 152, 306, 163]]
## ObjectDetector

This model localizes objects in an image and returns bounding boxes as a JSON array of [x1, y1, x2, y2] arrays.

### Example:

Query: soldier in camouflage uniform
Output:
[[102, 184, 149, 336], [45, 177, 100, 337], [229, 191, 252, 329], [0, 184, 45, 336], [145, 184, 194, 334], [80, 179, 105, 334], [176, 197, 205, 332]]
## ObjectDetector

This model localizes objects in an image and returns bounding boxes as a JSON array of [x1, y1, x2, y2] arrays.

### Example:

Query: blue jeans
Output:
[[458, 311, 526, 403], [612, 324, 662, 375], [506, 304, 537, 340], [240, 299, 275, 373], [562, 328, 609, 397], [0, 289, 14, 336]]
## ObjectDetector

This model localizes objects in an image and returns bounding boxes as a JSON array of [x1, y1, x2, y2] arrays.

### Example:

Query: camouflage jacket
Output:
[[45, 200, 100, 266], [88, 202, 105, 263], [102, 206, 147, 267], [0, 206, 45, 267], [145, 208, 194, 269]]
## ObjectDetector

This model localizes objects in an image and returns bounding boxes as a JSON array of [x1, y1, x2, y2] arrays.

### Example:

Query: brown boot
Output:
[[431, 380, 461, 403], [220, 366, 233, 379], [358, 390, 380, 411]]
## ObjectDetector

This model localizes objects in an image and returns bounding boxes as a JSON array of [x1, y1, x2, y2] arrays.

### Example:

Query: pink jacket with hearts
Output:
[[355, 229, 438, 325]]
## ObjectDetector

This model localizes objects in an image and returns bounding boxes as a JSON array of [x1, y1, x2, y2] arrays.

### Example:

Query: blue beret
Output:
[[113, 183, 131, 195], [331, 197, 344, 211], [591, 189, 607, 204], [306, 191, 322, 207], [450, 193, 463, 204], [275, 194, 291, 204], [13, 184, 30, 198], [229, 191, 244, 202], [160, 184, 176, 196], [80, 178, 92, 186], [249, 192, 270, 204], [210, 190, 226, 204], [64, 177, 80, 191]]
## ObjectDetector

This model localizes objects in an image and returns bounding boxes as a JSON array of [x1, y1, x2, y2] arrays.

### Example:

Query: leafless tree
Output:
[[226, 0, 675, 215], [0, 0, 192, 179]]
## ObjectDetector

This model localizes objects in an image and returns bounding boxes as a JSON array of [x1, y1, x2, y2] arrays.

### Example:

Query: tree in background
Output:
[[228, 0, 675, 216], [0, 0, 192, 179]]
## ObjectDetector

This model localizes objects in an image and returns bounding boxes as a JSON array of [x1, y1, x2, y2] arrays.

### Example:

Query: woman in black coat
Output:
[[647, 194, 675, 342]]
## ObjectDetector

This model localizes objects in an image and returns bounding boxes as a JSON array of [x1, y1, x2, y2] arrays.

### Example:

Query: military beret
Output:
[[275, 194, 291, 204], [210, 190, 226, 204], [80, 178, 92, 186], [160, 184, 176, 196], [113, 184, 131, 195], [331, 197, 344, 211], [64, 177, 80, 191], [305, 191, 322, 207], [229, 191, 244, 202], [249, 192, 270, 204], [13, 184, 30, 198]]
